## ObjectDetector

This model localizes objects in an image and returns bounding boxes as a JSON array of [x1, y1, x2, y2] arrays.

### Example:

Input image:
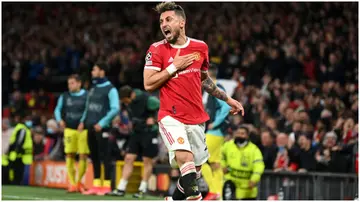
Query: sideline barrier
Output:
[[26, 161, 358, 199], [28, 161, 95, 189], [258, 170, 358, 200]]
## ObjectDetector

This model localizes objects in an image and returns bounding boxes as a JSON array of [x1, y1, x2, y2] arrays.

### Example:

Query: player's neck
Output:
[[171, 34, 190, 49], [175, 34, 187, 45]]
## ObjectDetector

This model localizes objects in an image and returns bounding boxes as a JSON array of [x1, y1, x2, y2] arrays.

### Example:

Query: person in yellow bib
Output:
[[54, 74, 89, 193], [202, 64, 231, 200], [2, 116, 33, 185], [221, 126, 265, 200]]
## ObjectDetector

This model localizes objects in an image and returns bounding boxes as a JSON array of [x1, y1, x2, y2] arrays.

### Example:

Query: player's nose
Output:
[[162, 24, 169, 30]]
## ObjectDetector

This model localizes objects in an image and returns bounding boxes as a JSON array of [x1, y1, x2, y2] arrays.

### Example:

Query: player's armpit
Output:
[[201, 72, 228, 102], [143, 69, 172, 92]]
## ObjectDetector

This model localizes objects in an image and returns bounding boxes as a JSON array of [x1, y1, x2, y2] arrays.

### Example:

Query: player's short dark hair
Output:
[[94, 61, 109, 73], [68, 74, 81, 82], [155, 2, 186, 20], [119, 85, 133, 99]]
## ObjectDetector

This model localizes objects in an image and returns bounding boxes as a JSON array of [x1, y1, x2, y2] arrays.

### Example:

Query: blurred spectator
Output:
[[292, 134, 317, 173], [288, 121, 303, 147], [259, 130, 277, 169], [44, 119, 63, 161], [273, 133, 290, 172], [9, 91, 27, 117], [339, 118, 357, 145], [33, 126, 46, 161], [315, 131, 347, 173], [109, 115, 130, 161], [2, 119, 13, 156], [24, 90, 38, 110], [313, 119, 327, 146], [37, 88, 50, 112]]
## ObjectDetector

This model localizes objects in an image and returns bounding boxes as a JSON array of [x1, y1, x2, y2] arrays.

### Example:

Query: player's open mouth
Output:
[[164, 29, 171, 37]]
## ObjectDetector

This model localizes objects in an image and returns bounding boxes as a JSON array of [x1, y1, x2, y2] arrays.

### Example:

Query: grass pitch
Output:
[[2, 185, 164, 200]]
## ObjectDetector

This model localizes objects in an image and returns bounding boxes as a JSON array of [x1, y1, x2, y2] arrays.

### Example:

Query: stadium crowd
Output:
[[2, 2, 358, 176]]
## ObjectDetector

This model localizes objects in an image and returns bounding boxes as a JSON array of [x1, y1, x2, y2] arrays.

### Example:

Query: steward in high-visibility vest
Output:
[[2, 122, 33, 185], [221, 126, 265, 200]]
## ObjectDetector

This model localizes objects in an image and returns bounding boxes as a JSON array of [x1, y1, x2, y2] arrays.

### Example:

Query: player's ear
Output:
[[179, 19, 185, 28]]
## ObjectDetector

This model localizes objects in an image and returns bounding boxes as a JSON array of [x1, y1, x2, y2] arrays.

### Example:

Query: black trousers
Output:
[[223, 180, 257, 200], [87, 128, 112, 180], [3, 159, 25, 185], [2, 165, 10, 185]]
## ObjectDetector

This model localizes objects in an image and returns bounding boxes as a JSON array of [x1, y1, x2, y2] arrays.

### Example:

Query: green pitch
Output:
[[2, 185, 164, 200]]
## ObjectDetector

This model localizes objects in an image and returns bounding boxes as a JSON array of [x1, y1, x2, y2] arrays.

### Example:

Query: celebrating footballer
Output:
[[143, 2, 244, 200]]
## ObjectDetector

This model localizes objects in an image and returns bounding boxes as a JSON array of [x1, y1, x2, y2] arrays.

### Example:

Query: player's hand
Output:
[[59, 120, 66, 129], [146, 117, 156, 125], [226, 98, 245, 116], [207, 123, 214, 130], [173, 49, 197, 71], [77, 122, 84, 132], [94, 124, 102, 132]]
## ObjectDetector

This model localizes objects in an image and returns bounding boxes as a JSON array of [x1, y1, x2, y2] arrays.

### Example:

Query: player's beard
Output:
[[167, 28, 181, 44]]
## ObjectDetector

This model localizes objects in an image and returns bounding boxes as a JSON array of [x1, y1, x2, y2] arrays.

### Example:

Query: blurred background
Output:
[[1, 2, 358, 200]]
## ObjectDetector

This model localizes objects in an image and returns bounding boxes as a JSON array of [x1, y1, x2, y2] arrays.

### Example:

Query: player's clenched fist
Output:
[[173, 49, 196, 71], [226, 98, 245, 116]]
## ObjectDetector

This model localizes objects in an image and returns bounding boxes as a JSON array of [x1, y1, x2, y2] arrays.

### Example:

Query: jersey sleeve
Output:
[[54, 94, 64, 122], [144, 45, 162, 72], [201, 43, 209, 72]]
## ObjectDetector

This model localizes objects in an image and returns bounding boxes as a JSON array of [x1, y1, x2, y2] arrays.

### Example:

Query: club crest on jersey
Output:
[[193, 52, 201, 61], [177, 137, 184, 144]]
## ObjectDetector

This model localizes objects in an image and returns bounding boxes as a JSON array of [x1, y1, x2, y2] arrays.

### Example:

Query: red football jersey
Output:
[[144, 37, 210, 125]]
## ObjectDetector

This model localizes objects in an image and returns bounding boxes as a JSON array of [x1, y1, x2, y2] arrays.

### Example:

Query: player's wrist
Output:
[[166, 63, 178, 75], [224, 95, 231, 103]]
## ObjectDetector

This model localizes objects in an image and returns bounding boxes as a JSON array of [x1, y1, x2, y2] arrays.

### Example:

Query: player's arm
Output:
[[201, 43, 244, 116], [144, 69, 173, 92], [200, 43, 228, 101], [54, 94, 64, 122], [143, 45, 172, 92], [144, 47, 195, 92], [98, 88, 120, 128], [201, 71, 229, 101]]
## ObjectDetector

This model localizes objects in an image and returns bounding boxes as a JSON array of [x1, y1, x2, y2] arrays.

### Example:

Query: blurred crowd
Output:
[[2, 2, 358, 173]]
